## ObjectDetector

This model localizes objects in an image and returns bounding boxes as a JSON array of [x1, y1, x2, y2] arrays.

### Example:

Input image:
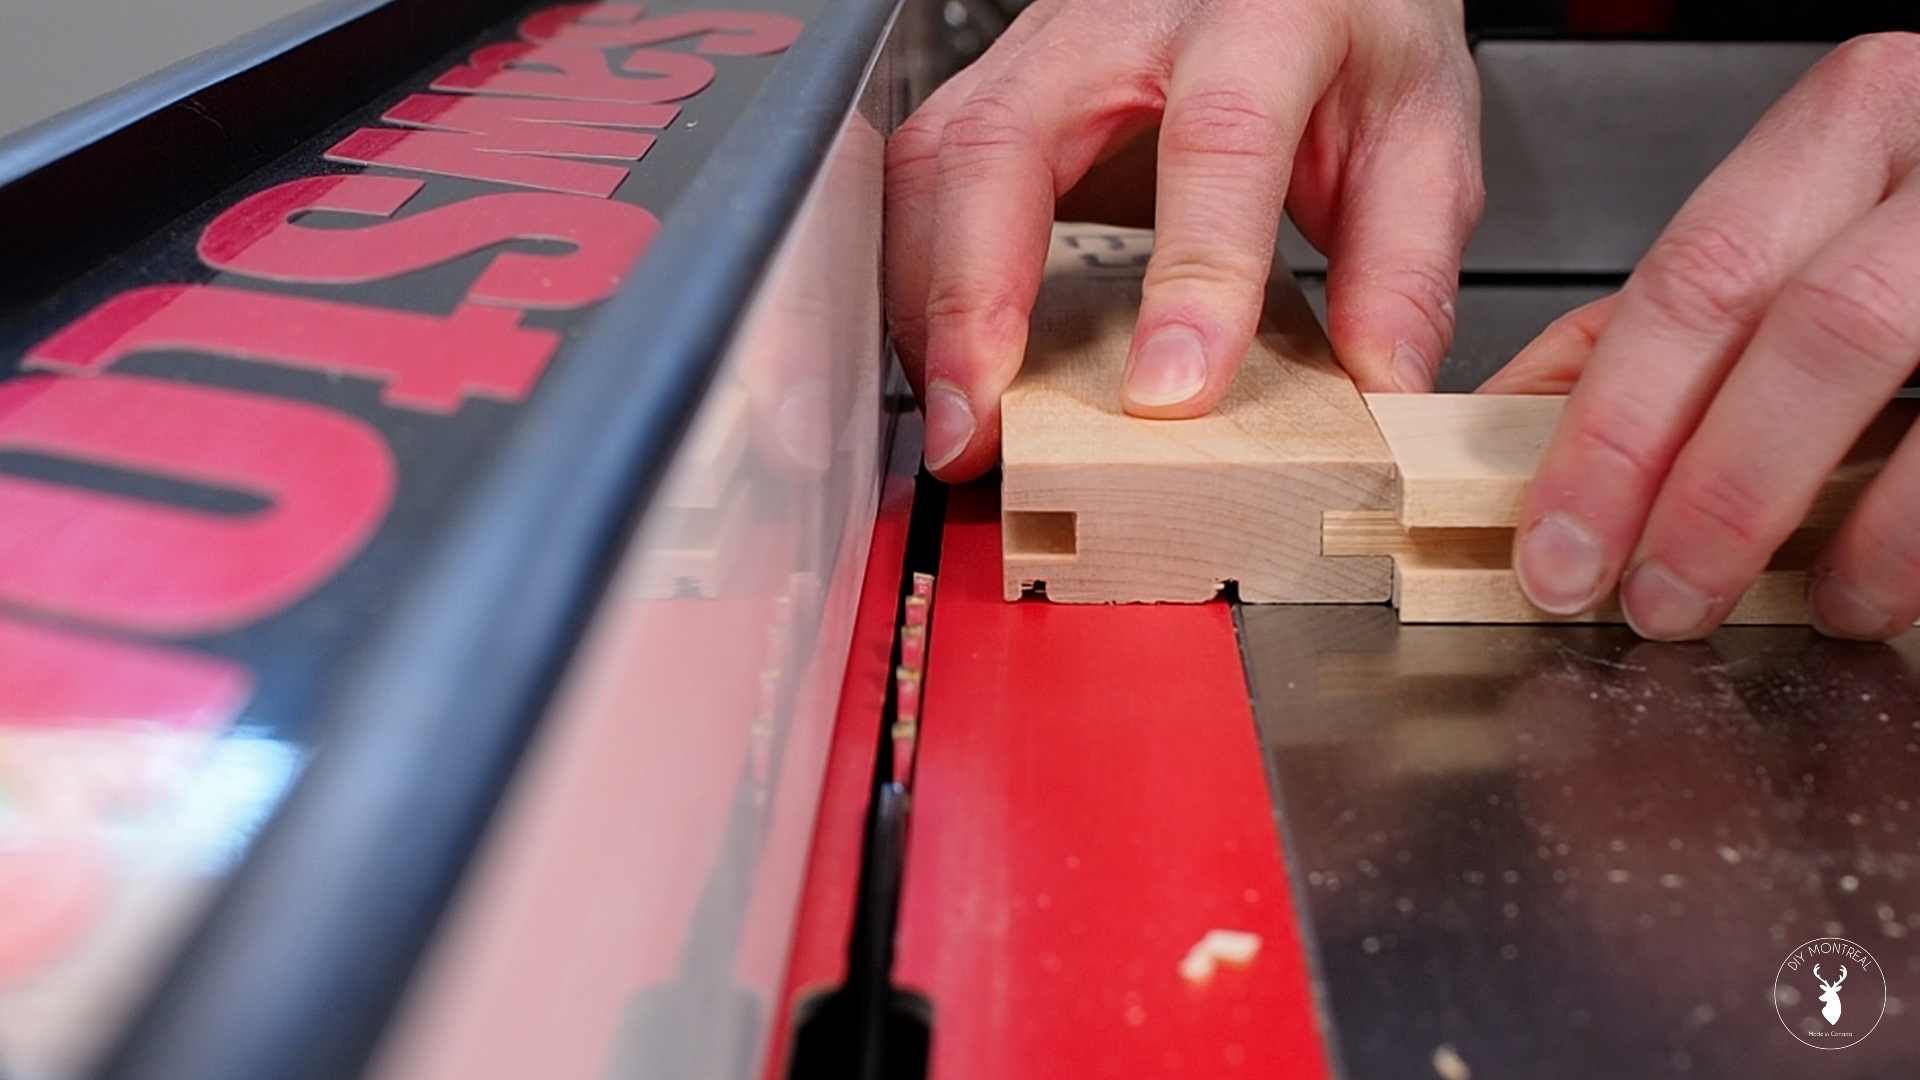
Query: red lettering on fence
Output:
[[28, 285, 559, 412], [0, 376, 395, 634], [520, 2, 803, 56], [0, 615, 250, 730], [199, 174, 661, 308], [327, 93, 677, 197], [433, 41, 713, 104]]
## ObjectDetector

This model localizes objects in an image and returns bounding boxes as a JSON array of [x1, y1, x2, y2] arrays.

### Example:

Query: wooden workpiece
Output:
[[1358, 392, 1909, 534], [1001, 224, 1913, 625], [1335, 393, 1915, 623], [1000, 225, 1396, 603]]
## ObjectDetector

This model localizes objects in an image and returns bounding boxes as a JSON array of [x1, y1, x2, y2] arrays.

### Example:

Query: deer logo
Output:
[[1777, 938, 1884, 1049], [1815, 964, 1847, 1026]]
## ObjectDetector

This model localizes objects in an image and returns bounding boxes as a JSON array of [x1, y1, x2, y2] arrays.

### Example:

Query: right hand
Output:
[[886, 0, 1485, 480], [1487, 34, 1920, 641]]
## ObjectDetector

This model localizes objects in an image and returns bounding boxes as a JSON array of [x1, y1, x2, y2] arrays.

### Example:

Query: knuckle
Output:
[[1778, 258, 1920, 381], [1144, 246, 1271, 301], [1659, 467, 1781, 556], [1332, 259, 1461, 362], [1161, 85, 1278, 163], [922, 283, 981, 324], [1457, 164, 1488, 228], [923, 280, 1023, 344], [939, 88, 1035, 158], [1638, 222, 1778, 335], [887, 111, 947, 173], [1794, 34, 1920, 141], [1373, 259, 1460, 333], [1564, 413, 1669, 502], [1820, 32, 1920, 96], [1852, 507, 1920, 587]]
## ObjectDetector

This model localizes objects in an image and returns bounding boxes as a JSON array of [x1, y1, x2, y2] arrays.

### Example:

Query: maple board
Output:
[[1363, 392, 1914, 533], [1001, 225, 1397, 603], [999, 225, 1911, 625]]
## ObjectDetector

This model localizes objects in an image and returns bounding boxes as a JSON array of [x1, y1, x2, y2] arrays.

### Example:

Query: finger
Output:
[[1322, 72, 1484, 394], [885, 4, 1054, 394], [1624, 182, 1920, 639], [1121, 6, 1343, 418], [887, 70, 989, 394], [1811, 414, 1920, 640], [1513, 40, 1920, 618], [1477, 292, 1618, 394], [919, 22, 1159, 479]]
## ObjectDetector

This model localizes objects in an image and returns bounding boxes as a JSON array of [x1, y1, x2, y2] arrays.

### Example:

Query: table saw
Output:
[[0, 2, 1914, 1079]]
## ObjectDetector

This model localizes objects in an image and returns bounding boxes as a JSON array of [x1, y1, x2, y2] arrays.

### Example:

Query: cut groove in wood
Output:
[[1005, 510, 1078, 558], [1320, 510, 1511, 561], [1323, 509, 1920, 625], [1324, 510, 1840, 569]]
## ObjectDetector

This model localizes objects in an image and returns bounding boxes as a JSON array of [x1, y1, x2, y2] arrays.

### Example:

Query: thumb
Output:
[[1477, 292, 1619, 394]]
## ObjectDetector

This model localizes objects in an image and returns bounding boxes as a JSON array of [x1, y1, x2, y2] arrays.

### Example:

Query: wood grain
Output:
[[1001, 225, 1396, 603], [1362, 394, 1560, 528], [1365, 393, 1918, 531]]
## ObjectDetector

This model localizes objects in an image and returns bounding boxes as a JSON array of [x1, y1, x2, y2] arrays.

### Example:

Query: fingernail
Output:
[[1390, 341, 1433, 393], [923, 381, 974, 473], [1125, 327, 1208, 407], [1621, 560, 1713, 641], [1809, 571, 1896, 640], [1515, 513, 1605, 615], [776, 381, 831, 471]]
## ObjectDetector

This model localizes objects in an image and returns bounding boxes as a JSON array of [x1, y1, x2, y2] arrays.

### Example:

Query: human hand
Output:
[[886, 0, 1482, 480], [1497, 34, 1920, 640]]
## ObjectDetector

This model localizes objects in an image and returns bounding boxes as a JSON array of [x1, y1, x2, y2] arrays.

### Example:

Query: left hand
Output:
[[884, 0, 1482, 482], [1487, 33, 1920, 641]]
